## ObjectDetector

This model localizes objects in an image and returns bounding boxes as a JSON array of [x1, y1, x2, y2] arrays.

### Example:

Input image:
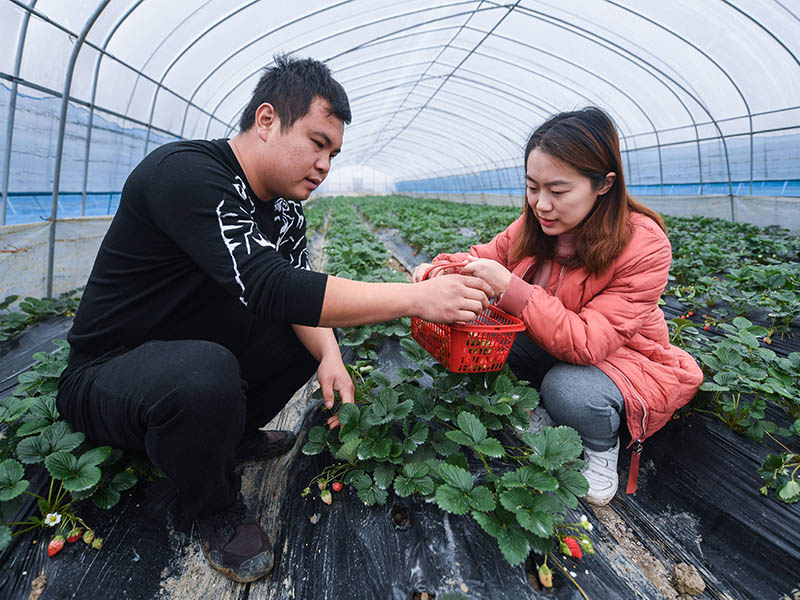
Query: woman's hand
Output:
[[460, 258, 512, 298], [412, 263, 433, 283]]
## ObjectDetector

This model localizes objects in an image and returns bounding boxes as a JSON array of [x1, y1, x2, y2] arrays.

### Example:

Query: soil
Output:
[[673, 563, 706, 596], [592, 505, 681, 600]]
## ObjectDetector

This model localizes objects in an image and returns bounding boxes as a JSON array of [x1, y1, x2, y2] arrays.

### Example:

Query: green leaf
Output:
[[28, 395, 59, 422], [467, 486, 495, 511], [42, 421, 84, 454], [92, 485, 122, 509], [439, 463, 473, 492], [523, 427, 584, 470], [15, 435, 50, 464], [0, 459, 29, 501], [415, 475, 435, 496], [496, 520, 531, 566], [457, 412, 486, 444], [111, 471, 138, 491], [366, 388, 399, 426], [473, 438, 505, 458], [434, 404, 457, 422], [403, 462, 429, 478], [392, 400, 413, 420], [500, 466, 559, 492], [777, 480, 800, 503], [302, 426, 327, 455], [432, 430, 461, 456], [0, 396, 34, 423], [472, 508, 502, 538], [394, 475, 415, 497], [445, 430, 473, 447], [78, 446, 112, 469], [45, 452, 102, 492], [354, 474, 388, 506], [374, 463, 395, 490], [436, 484, 471, 514], [334, 438, 361, 462], [745, 419, 776, 442], [515, 509, 554, 537], [0, 525, 11, 552], [337, 403, 362, 427], [484, 403, 513, 416], [16, 417, 51, 437], [555, 470, 589, 506]]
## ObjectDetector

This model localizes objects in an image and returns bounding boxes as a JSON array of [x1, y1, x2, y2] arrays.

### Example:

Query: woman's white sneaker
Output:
[[583, 438, 620, 506]]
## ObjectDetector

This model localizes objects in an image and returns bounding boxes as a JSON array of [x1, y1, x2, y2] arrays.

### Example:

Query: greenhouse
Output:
[[1, 1, 799, 599]]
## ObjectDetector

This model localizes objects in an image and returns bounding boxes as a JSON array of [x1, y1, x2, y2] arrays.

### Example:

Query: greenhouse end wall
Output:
[[0, 216, 112, 302], [404, 193, 800, 233]]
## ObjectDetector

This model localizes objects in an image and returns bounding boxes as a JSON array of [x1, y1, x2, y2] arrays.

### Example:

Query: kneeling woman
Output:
[[415, 107, 703, 505]]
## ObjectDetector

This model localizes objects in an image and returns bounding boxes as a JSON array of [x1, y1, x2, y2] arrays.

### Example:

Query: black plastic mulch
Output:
[[1, 230, 799, 599]]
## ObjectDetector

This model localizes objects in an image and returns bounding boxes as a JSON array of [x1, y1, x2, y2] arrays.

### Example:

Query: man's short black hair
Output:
[[239, 54, 352, 132]]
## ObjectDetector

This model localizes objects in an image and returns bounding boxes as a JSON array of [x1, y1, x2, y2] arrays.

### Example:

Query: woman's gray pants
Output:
[[506, 333, 624, 452]]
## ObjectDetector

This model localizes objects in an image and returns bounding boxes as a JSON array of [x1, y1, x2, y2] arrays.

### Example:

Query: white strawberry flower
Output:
[[44, 512, 62, 527], [580, 514, 594, 531]]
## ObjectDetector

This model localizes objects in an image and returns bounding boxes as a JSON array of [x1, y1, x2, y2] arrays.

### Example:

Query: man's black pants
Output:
[[56, 318, 318, 520]]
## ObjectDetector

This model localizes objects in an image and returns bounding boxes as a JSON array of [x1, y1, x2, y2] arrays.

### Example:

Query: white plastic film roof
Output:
[[2, 0, 800, 212]]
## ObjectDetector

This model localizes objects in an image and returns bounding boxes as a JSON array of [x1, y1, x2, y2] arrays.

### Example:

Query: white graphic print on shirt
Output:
[[216, 176, 308, 306]]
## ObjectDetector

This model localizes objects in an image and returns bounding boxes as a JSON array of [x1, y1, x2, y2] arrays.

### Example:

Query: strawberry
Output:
[[91, 537, 103, 550], [537, 563, 553, 588], [331, 482, 343, 492], [66, 527, 82, 543], [320, 489, 332, 505], [562, 536, 582, 559], [48, 535, 65, 557], [703, 324, 710, 331], [688, 311, 694, 317], [82, 529, 95, 545]]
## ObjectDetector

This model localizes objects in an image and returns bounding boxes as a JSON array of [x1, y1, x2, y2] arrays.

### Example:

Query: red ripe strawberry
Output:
[[688, 311, 694, 317], [67, 527, 82, 543], [48, 535, 65, 557], [331, 482, 343, 492], [563, 536, 582, 559], [703, 324, 710, 331]]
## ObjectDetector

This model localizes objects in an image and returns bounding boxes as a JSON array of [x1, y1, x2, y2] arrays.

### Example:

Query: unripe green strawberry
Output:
[[82, 529, 95, 544], [48, 535, 65, 557], [538, 563, 553, 588], [91, 537, 103, 550], [67, 527, 82, 543], [320, 489, 332, 505], [579, 534, 595, 555]]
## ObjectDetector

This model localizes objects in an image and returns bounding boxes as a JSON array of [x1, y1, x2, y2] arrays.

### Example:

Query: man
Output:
[[56, 55, 491, 583]]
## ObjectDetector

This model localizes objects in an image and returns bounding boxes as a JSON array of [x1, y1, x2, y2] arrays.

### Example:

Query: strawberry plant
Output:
[[0, 339, 159, 552], [0, 289, 82, 342], [302, 342, 593, 568]]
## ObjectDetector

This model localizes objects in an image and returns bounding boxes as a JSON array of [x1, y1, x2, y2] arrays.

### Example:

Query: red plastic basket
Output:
[[411, 304, 526, 373]]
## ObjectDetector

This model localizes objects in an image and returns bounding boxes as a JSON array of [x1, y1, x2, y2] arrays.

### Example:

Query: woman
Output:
[[414, 108, 703, 505]]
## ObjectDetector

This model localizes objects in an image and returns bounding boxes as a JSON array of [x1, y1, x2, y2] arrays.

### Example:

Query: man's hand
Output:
[[460, 257, 512, 298], [318, 353, 355, 430], [414, 274, 492, 323]]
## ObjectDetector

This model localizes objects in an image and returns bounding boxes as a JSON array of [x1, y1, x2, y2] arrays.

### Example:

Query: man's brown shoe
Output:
[[235, 429, 297, 462]]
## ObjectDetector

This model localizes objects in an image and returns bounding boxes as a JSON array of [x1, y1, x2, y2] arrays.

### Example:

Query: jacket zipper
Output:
[[607, 362, 647, 442]]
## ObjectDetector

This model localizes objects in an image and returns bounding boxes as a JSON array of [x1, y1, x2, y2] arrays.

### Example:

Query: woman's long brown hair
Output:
[[509, 107, 665, 275]]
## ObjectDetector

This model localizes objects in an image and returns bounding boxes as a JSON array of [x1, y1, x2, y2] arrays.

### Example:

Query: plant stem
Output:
[[550, 554, 589, 600]]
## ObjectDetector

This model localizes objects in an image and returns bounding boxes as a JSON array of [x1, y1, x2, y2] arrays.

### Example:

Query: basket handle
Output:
[[420, 260, 470, 281]]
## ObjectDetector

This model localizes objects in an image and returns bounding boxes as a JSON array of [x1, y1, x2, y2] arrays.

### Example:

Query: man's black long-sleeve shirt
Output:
[[66, 138, 328, 367]]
